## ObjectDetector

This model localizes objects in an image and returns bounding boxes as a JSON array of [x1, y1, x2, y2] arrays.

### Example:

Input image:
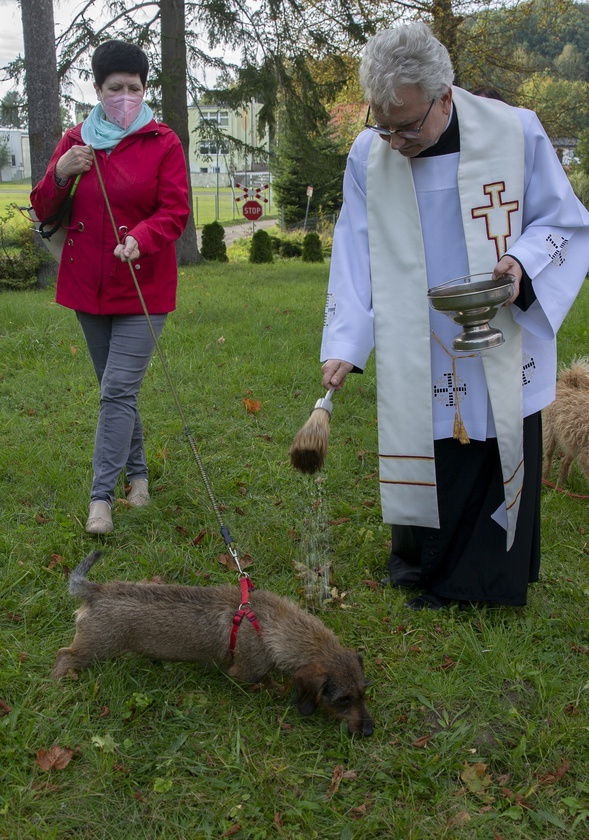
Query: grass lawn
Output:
[[0, 261, 588, 839], [0, 181, 276, 229]]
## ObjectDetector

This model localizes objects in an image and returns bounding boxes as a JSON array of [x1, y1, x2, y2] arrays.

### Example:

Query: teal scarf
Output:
[[81, 101, 154, 151]]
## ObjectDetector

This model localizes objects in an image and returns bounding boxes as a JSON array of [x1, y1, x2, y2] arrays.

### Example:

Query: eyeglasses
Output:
[[364, 99, 436, 140]]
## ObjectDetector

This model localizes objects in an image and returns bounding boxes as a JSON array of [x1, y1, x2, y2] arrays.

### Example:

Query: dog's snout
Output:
[[361, 715, 375, 737]]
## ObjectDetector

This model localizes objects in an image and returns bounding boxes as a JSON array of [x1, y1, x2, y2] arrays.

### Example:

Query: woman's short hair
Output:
[[359, 23, 454, 114], [92, 40, 149, 88]]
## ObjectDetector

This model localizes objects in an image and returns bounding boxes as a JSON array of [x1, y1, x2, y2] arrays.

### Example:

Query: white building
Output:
[[0, 127, 30, 181], [187, 101, 270, 188]]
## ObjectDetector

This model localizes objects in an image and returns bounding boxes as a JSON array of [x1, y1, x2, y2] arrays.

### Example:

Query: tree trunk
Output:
[[160, 0, 201, 264], [21, 0, 63, 286]]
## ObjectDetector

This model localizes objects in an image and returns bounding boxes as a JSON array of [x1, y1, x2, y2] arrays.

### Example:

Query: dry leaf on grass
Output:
[[326, 764, 358, 797], [35, 745, 76, 771], [461, 761, 495, 803], [217, 552, 253, 572], [243, 398, 261, 413]]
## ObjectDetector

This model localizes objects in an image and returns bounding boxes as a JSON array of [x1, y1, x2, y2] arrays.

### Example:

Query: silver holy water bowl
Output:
[[427, 273, 515, 351]]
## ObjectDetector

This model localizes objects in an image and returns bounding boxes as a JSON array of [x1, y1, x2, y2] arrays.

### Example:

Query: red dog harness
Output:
[[229, 576, 262, 656]]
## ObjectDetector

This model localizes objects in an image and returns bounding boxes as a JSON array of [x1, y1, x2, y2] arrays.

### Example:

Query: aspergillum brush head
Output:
[[290, 389, 335, 474]]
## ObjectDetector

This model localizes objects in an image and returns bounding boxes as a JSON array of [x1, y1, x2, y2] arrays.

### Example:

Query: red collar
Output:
[[229, 576, 262, 655]]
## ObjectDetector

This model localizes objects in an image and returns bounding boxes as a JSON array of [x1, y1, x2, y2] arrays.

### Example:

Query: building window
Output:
[[11, 154, 16, 167], [198, 142, 228, 156]]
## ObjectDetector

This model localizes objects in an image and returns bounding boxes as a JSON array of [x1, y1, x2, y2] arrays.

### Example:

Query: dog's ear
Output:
[[293, 664, 328, 716]]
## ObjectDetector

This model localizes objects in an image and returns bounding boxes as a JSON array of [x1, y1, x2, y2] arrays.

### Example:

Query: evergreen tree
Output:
[[249, 229, 273, 263], [273, 126, 346, 225], [200, 221, 228, 262], [302, 232, 324, 262]]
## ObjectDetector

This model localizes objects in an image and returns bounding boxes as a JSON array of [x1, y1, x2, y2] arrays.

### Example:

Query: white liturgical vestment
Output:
[[321, 86, 589, 548]]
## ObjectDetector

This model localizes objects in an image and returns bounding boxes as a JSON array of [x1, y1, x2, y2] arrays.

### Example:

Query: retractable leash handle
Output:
[[38, 172, 82, 239], [88, 146, 250, 579]]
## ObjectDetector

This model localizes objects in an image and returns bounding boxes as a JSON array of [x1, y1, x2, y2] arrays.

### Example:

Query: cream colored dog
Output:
[[542, 358, 589, 486]]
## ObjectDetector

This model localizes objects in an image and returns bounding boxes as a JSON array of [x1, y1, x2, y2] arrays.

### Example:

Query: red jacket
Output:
[[31, 120, 190, 315]]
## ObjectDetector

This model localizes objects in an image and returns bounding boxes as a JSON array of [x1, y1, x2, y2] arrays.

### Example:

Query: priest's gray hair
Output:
[[359, 23, 455, 114]]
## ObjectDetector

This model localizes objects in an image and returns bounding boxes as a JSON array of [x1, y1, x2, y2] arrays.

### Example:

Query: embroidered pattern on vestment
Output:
[[546, 234, 568, 266]]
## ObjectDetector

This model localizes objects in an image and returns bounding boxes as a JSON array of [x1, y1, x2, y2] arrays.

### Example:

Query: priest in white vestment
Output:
[[320, 23, 589, 609]]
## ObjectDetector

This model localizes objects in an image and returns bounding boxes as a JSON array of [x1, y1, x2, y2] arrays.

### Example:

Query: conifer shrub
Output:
[[280, 240, 303, 258], [200, 220, 228, 262], [249, 229, 273, 263], [301, 231, 324, 263]]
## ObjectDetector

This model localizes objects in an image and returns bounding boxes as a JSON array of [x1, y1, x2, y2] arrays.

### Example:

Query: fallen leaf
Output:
[[191, 529, 209, 545], [350, 801, 372, 817], [36, 514, 51, 524], [536, 757, 570, 785], [327, 517, 350, 526], [0, 698, 11, 717], [98, 706, 110, 718], [412, 734, 432, 748], [6, 611, 23, 623], [432, 655, 456, 671], [47, 554, 67, 569], [327, 764, 345, 797], [217, 336, 225, 345], [448, 811, 471, 827], [216, 552, 253, 572], [36, 745, 76, 771], [238, 486, 247, 496], [570, 643, 589, 654], [364, 579, 379, 590], [220, 824, 241, 837], [243, 398, 261, 413], [461, 761, 495, 803], [70, 345, 79, 355]]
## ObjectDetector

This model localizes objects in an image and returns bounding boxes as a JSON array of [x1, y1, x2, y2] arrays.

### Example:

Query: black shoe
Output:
[[404, 593, 451, 611], [379, 577, 421, 591]]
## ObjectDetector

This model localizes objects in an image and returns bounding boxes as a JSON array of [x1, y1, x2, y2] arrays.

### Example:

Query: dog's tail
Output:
[[69, 551, 102, 599]]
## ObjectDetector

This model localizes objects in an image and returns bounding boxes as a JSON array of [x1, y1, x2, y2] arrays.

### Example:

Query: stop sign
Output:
[[242, 200, 263, 221]]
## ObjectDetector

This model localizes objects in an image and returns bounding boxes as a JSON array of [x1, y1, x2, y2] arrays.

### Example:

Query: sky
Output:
[[0, 0, 98, 102]]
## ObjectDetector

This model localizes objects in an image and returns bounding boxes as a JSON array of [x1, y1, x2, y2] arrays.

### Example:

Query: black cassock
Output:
[[388, 412, 542, 606]]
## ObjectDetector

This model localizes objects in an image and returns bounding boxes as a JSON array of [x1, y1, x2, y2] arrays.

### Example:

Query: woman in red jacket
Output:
[[31, 40, 190, 534]]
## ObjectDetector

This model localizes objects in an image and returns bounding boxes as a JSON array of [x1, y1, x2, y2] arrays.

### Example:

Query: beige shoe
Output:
[[126, 478, 150, 507], [85, 500, 113, 534]]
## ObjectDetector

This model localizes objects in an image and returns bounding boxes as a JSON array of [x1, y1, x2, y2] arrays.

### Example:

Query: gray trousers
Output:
[[76, 312, 167, 503]]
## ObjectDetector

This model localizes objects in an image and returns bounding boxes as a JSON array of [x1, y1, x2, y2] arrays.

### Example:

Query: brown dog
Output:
[[542, 358, 589, 487], [54, 552, 374, 736]]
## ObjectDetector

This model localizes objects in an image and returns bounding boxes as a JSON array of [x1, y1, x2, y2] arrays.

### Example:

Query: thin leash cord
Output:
[[89, 146, 246, 573], [541, 478, 589, 500]]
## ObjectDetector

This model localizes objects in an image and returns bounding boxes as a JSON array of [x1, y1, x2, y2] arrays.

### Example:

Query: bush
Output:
[[280, 239, 303, 258], [0, 209, 45, 291], [249, 229, 273, 263], [301, 231, 324, 263], [200, 220, 228, 262]]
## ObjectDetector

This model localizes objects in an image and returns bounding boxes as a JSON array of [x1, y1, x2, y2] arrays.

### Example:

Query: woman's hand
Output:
[[114, 235, 140, 262], [321, 359, 354, 390], [55, 145, 94, 181]]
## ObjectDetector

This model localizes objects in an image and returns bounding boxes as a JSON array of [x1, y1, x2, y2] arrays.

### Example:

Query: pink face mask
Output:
[[101, 93, 143, 130]]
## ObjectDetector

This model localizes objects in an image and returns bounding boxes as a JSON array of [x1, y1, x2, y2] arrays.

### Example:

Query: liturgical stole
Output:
[[367, 86, 525, 549]]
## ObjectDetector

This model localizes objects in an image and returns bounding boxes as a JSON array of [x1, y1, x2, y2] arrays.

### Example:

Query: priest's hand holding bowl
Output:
[[492, 255, 522, 304]]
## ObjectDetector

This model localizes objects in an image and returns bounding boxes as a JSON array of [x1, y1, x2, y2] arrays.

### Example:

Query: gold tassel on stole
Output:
[[432, 332, 475, 445]]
